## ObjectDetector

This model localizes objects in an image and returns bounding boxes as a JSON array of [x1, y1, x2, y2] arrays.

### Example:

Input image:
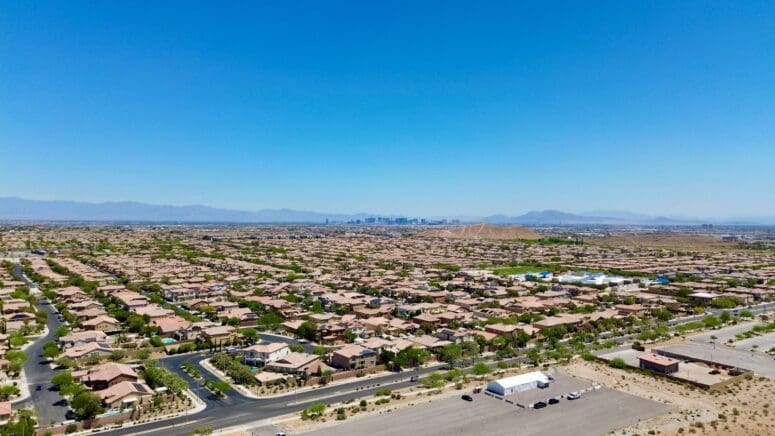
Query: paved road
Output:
[[12, 263, 70, 424], [100, 351, 450, 436], [98, 301, 775, 436], [19, 303, 70, 423]]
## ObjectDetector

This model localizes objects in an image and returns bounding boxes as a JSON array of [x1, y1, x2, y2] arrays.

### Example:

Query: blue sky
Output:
[[1, 1, 773, 218]]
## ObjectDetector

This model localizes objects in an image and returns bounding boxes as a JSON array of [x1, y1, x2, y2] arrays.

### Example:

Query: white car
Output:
[[567, 392, 581, 400]]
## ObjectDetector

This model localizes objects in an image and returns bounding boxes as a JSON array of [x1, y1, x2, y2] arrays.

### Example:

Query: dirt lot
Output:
[[565, 359, 775, 436], [586, 234, 740, 251], [654, 343, 775, 378], [420, 223, 540, 240], [733, 331, 775, 354]]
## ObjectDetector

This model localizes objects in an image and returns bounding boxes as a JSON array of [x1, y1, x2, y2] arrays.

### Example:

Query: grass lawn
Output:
[[492, 265, 544, 275]]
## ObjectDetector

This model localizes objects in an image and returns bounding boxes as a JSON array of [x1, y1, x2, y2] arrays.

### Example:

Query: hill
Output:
[[421, 223, 540, 240]]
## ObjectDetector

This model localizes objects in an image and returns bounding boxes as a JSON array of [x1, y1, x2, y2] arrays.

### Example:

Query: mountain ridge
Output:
[[0, 197, 772, 225]]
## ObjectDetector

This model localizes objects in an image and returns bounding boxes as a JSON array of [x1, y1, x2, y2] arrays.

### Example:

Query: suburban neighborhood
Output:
[[0, 224, 772, 435]]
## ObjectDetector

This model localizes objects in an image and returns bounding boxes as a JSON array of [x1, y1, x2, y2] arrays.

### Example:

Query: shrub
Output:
[[608, 357, 627, 369], [472, 362, 491, 375]]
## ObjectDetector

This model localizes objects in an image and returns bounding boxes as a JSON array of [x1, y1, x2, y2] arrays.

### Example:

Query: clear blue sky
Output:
[[1, 1, 773, 218]]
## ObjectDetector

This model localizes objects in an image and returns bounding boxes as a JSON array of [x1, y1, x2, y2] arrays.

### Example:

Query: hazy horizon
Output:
[[1, 2, 773, 217], [2, 196, 774, 223]]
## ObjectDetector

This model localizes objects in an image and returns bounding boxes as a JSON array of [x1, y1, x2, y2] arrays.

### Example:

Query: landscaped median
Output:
[[199, 353, 448, 399]]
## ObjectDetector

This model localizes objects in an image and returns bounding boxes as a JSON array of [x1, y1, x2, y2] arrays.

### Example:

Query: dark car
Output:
[[548, 398, 560, 405], [35, 385, 42, 391], [533, 401, 547, 409], [65, 410, 76, 420], [461, 395, 473, 402]]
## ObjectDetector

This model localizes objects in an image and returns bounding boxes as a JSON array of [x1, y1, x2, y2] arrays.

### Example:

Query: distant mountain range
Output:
[[482, 210, 693, 225], [0, 197, 372, 223], [0, 197, 773, 225]]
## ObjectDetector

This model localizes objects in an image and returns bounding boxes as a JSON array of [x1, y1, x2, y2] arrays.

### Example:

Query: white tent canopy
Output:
[[486, 371, 550, 395]]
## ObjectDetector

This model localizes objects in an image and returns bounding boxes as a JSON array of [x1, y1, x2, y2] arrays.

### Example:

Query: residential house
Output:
[[330, 344, 377, 370]]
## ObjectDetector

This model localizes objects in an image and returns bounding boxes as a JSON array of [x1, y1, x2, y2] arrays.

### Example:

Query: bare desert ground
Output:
[[565, 360, 775, 436]]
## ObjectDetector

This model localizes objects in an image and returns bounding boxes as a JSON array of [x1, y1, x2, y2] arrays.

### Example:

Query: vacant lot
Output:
[[420, 223, 540, 240], [566, 359, 775, 436], [734, 331, 775, 354], [587, 234, 739, 251], [655, 343, 775, 378], [688, 321, 761, 345], [301, 381, 670, 436]]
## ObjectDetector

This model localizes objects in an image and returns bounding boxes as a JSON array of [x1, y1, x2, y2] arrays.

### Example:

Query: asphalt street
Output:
[[13, 264, 70, 424], [103, 352, 442, 436]]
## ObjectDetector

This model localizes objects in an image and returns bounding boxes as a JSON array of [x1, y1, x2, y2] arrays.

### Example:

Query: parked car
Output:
[[533, 401, 547, 409], [548, 398, 560, 405], [461, 395, 473, 402], [567, 392, 581, 400]]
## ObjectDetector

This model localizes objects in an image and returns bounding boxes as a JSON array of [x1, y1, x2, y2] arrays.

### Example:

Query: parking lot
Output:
[[655, 343, 775, 378], [485, 371, 594, 406], [598, 348, 732, 387], [302, 374, 672, 436], [733, 331, 775, 354]]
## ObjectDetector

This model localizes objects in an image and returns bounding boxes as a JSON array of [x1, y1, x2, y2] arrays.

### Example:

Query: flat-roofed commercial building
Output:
[[638, 353, 679, 374]]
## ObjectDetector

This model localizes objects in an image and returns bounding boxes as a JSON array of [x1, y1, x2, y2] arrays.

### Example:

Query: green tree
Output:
[[393, 346, 430, 368], [472, 362, 492, 375], [109, 350, 127, 362], [51, 371, 74, 387], [239, 328, 258, 343], [42, 341, 62, 359], [71, 390, 105, 421], [526, 349, 542, 366], [297, 321, 318, 342], [0, 408, 36, 436], [438, 344, 463, 363]]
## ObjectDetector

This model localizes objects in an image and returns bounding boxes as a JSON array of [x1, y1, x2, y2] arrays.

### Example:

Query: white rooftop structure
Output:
[[486, 371, 550, 396]]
